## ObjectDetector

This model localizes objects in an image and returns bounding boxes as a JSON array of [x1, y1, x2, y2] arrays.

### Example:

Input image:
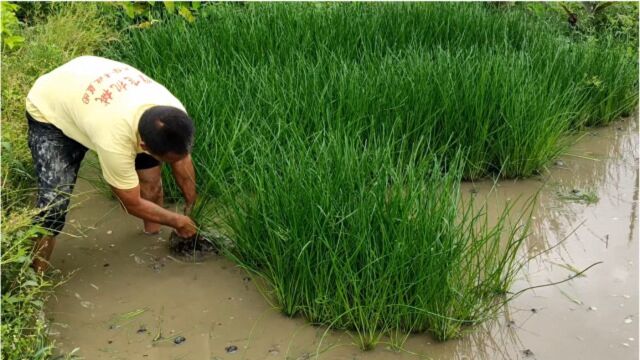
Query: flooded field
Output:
[[47, 118, 638, 360]]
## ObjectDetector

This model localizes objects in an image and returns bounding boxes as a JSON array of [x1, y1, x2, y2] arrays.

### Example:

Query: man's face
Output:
[[140, 142, 188, 164], [155, 152, 187, 164]]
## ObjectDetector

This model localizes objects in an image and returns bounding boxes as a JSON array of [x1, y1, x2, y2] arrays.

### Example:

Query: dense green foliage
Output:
[[523, 1, 639, 43], [113, 3, 637, 184], [1, 2, 24, 49]]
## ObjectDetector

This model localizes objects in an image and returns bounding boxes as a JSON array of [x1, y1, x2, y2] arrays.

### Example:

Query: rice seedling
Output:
[[557, 187, 600, 204]]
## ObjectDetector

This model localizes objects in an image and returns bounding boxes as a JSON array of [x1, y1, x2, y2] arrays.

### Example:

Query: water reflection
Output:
[[533, 117, 637, 257], [448, 116, 638, 360]]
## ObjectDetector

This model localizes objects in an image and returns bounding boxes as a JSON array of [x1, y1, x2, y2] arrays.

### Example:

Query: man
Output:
[[25, 55, 198, 272]]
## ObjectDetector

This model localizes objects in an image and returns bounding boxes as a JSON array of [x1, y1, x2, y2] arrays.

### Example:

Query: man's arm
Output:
[[111, 185, 197, 238], [169, 154, 197, 214]]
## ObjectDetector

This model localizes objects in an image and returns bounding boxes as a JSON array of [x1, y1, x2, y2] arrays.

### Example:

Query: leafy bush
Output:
[[1, 2, 25, 49], [107, 1, 204, 30], [523, 1, 639, 44]]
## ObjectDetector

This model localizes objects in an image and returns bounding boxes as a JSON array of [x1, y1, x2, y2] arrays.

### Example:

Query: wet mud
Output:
[[46, 117, 638, 359], [168, 232, 219, 262]]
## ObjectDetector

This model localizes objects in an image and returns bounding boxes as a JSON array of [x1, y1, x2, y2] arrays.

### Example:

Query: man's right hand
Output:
[[175, 215, 197, 238], [112, 185, 198, 238]]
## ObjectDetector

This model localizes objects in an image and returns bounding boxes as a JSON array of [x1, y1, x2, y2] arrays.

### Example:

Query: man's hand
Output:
[[176, 215, 197, 238], [112, 185, 196, 237]]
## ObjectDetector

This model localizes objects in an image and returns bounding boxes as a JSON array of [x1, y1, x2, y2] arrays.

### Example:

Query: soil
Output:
[[168, 232, 219, 261], [46, 117, 638, 359]]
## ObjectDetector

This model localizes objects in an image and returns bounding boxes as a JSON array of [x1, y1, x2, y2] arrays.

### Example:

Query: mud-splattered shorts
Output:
[[28, 112, 87, 236], [27, 112, 160, 236]]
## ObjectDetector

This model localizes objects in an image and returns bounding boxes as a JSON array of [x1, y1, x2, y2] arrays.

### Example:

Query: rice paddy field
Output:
[[106, 2, 638, 351], [3, 2, 636, 359]]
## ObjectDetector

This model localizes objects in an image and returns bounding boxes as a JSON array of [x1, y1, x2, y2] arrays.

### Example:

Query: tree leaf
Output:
[[178, 6, 195, 23], [120, 3, 136, 19], [3, 35, 24, 49], [133, 2, 149, 16], [163, 1, 175, 13]]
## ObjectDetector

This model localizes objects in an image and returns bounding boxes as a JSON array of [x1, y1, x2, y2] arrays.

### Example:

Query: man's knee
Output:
[[140, 178, 163, 198], [35, 181, 78, 234], [35, 198, 70, 236]]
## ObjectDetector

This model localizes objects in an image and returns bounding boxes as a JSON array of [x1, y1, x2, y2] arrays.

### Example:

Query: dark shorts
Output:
[[27, 112, 160, 236]]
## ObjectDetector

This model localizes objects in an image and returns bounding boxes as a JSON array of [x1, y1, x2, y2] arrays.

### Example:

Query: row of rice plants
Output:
[[113, 3, 637, 185]]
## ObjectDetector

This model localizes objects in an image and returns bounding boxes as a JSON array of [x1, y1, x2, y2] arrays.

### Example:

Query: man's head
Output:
[[138, 106, 195, 163]]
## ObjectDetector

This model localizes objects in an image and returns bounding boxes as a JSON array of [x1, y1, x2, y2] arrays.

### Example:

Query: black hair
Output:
[[138, 106, 195, 156]]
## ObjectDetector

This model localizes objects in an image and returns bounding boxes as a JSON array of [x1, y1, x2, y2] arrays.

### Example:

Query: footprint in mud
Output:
[[169, 232, 220, 261]]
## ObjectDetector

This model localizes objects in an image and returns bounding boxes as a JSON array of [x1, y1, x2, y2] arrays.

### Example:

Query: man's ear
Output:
[[140, 141, 148, 151]]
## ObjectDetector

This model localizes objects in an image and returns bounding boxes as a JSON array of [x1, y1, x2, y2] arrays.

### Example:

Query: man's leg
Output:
[[27, 114, 87, 273], [136, 154, 163, 234], [32, 236, 56, 274]]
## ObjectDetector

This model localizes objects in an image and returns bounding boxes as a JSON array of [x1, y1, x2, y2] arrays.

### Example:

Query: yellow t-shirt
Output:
[[26, 55, 186, 190]]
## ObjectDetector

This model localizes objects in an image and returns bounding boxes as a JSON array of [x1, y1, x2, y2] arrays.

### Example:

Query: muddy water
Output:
[[47, 118, 638, 360]]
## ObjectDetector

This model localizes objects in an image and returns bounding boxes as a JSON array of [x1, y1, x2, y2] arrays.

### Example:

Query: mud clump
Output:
[[169, 232, 219, 261]]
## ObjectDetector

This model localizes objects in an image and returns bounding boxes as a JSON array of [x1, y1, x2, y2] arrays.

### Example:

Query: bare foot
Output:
[[143, 222, 161, 235]]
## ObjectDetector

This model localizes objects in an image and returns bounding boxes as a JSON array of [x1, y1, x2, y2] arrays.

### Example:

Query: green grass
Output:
[[106, 1, 636, 350], [1, 207, 55, 360]]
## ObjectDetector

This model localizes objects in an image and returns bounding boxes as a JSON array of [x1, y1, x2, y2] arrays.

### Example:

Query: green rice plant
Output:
[[203, 134, 532, 347], [576, 39, 639, 126], [111, 2, 637, 192]]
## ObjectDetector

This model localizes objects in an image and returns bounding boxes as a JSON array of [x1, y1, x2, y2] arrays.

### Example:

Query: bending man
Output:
[[26, 55, 198, 272]]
